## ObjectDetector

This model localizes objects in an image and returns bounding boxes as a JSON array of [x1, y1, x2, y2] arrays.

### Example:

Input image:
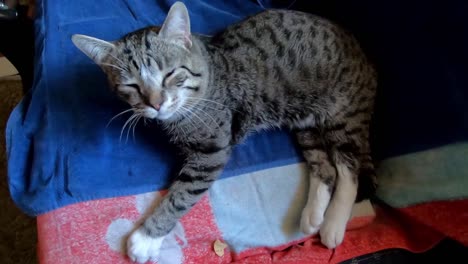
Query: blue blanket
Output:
[[6, 0, 468, 216], [6, 0, 304, 216]]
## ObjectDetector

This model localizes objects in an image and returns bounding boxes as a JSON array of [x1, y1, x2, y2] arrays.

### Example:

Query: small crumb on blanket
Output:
[[213, 239, 227, 257]]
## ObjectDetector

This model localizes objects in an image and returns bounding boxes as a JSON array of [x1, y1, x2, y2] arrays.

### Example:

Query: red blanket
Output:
[[36, 191, 467, 263]]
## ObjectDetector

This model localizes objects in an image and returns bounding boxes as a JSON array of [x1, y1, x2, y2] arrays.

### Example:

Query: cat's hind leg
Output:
[[318, 120, 368, 248], [295, 128, 337, 235]]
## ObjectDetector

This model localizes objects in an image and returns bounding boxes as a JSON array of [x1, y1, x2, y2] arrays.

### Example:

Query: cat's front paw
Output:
[[127, 227, 164, 263]]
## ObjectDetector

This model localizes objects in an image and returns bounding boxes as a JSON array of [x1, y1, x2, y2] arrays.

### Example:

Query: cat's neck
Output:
[[188, 34, 266, 112], [191, 36, 227, 103]]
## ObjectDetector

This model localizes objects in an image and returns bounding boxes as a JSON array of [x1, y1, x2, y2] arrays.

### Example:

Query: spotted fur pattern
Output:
[[72, 2, 377, 261]]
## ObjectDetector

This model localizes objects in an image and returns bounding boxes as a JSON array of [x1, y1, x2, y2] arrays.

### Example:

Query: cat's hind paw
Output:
[[127, 227, 165, 263], [319, 216, 346, 249], [300, 205, 323, 235]]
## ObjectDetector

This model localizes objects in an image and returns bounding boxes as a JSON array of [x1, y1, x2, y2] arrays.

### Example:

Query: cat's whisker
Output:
[[185, 97, 225, 107], [182, 106, 199, 134], [120, 113, 139, 143], [131, 115, 143, 142], [128, 110, 145, 143], [187, 111, 208, 133], [185, 97, 240, 112], [172, 109, 189, 140], [126, 114, 139, 143], [100, 62, 127, 72], [179, 105, 212, 133], [120, 114, 135, 143], [183, 111, 198, 134], [184, 102, 220, 130], [174, 108, 197, 139], [106, 108, 134, 128], [188, 102, 222, 112]]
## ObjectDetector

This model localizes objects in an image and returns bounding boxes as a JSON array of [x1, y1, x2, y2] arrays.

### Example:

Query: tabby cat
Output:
[[72, 2, 377, 262]]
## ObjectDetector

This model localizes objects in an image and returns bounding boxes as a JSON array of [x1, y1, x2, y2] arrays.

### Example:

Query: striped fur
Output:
[[72, 1, 377, 260]]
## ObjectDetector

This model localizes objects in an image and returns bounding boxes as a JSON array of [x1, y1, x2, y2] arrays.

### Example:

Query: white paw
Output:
[[319, 216, 346, 249], [300, 205, 323, 235], [127, 228, 165, 263], [318, 164, 356, 248], [300, 177, 331, 235]]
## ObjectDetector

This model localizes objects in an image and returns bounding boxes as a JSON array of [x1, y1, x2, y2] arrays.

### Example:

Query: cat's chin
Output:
[[153, 113, 179, 123], [154, 113, 170, 121], [142, 109, 175, 121]]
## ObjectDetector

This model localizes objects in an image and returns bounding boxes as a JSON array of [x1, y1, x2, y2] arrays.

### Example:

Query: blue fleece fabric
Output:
[[6, 0, 303, 215]]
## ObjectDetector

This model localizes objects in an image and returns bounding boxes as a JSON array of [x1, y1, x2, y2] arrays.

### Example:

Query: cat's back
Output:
[[213, 10, 355, 64], [210, 9, 365, 83]]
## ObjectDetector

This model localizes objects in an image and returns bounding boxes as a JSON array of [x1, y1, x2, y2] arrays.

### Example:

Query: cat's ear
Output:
[[71, 34, 115, 64], [159, 2, 192, 49]]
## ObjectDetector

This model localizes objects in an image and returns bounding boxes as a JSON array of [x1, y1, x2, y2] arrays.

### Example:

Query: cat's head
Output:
[[71, 2, 208, 122]]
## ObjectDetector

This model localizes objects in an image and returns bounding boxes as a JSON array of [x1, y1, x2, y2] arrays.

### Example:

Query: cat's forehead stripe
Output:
[[140, 65, 151, 80], [140, 64, 163, 89], [147, 54, 163, 70]]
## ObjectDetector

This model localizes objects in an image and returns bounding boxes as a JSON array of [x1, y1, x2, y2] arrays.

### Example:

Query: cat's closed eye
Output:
[[126, 84, 140, 90], [164, 69, 176, 80], [122, 83, 142, 94]]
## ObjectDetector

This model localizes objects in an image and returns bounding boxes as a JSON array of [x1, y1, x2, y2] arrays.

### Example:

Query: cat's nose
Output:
[[150, 100, 162, 111], [149, 94, 164, 111]]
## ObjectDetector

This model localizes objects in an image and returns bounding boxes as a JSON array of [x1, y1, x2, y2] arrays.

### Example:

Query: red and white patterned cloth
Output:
[[37, 194, 468, 263], [36, 164, 468, 263]]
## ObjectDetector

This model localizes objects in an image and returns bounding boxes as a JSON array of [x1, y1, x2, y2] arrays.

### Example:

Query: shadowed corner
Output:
[[0, 77, 37, 263]]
